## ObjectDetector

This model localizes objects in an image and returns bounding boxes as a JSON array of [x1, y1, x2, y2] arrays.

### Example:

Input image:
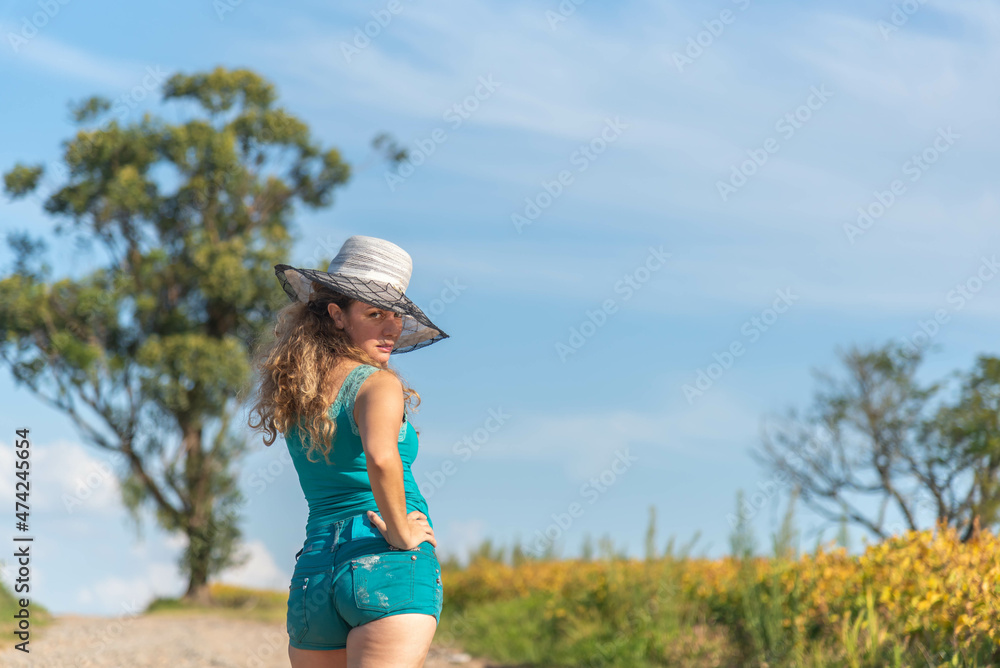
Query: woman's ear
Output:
[[327, 302, 342, 326]]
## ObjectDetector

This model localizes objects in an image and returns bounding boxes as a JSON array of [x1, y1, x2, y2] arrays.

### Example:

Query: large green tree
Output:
[[753, 342, 1000, 543], [0, 67, 353, 602]]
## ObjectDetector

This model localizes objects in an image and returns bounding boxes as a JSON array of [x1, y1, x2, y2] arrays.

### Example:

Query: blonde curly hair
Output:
[[246, 280, 420, 464]]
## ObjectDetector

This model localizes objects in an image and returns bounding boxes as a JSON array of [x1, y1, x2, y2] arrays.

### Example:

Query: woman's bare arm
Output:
[[354, 371, 414, 547]]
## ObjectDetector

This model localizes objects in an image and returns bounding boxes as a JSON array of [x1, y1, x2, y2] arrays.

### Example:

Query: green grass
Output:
[[145, 582, 288, 623], [0, 575, 53, 637]]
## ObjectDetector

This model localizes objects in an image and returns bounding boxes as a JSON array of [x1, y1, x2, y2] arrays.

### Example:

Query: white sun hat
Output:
[[274, 235, 449, 354]]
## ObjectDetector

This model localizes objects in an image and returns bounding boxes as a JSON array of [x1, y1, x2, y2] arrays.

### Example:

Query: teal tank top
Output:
[[284, 363, 433, 535]]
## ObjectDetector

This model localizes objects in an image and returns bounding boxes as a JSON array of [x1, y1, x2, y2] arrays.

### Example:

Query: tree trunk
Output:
[[183, 520, 214, 605], [181, 422, 213, 605], [182, 574, 212, 605]]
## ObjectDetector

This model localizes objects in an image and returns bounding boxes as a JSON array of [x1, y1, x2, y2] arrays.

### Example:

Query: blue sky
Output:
[[1, 0, 999, 616]]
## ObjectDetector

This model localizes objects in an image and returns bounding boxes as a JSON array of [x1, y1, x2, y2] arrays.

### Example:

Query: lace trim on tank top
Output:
[[332, 364, 408, 439]]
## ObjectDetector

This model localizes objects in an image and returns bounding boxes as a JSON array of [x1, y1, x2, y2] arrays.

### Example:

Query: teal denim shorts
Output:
[[286, 511, 443, 651]]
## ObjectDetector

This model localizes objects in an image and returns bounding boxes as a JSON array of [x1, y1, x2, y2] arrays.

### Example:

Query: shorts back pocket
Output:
[[351, 552, 415, 612], [287, 573, 312, 642]]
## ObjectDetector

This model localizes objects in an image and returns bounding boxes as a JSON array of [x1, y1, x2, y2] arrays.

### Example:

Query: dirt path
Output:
[[0, 613, 492, 667]]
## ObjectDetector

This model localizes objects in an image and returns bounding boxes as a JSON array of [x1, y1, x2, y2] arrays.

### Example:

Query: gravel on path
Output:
[[0, 613, 489, 668]]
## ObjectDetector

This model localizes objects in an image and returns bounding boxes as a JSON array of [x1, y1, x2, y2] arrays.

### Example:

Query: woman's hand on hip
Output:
[[367, 510, 437, 550]]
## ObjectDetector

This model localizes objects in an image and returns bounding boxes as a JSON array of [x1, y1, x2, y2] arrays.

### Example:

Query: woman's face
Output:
[[328, 300, 404, 365]]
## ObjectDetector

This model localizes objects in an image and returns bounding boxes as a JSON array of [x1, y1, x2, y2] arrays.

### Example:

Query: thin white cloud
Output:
[[791, 10, 1000, 134], [254, 0, 711, 149], [163, 532, 188, 550], [2, 34, 142, 89], [215, 539, 288, 590], [406, 224, 1000, 321], [938, 0, 1000, 27], [0, 439, 123, 515], [74, 561, 185, 615], [420, 387, 758, 480]]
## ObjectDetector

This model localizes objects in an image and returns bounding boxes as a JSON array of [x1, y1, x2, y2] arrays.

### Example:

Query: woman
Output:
[[247, 235, 450, 668]]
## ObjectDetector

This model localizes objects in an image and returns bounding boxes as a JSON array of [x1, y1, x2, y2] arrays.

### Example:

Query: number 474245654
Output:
[[15, 428, 30, 528]]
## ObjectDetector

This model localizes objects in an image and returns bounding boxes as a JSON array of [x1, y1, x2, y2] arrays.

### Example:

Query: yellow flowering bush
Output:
[[443, 524, 1000, 666], [687, 521, 1000, 662]]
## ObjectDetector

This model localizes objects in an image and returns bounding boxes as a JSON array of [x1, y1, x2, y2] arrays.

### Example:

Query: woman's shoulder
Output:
[[345, 363, 392, 385], [354, 365, 403, 396], [334, 363, 402, 411], [344, 364, 406, 437]]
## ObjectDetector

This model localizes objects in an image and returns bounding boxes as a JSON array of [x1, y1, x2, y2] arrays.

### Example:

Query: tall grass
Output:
[[0, 571, 52, 634], [436, 497, 1000, 667]]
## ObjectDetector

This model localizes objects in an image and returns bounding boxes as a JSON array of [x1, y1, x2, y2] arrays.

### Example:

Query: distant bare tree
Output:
[[753, 342, 999, 543]]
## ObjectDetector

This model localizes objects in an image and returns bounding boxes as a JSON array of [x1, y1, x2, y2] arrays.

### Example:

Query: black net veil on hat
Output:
[[273, 263, 449, 355]]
